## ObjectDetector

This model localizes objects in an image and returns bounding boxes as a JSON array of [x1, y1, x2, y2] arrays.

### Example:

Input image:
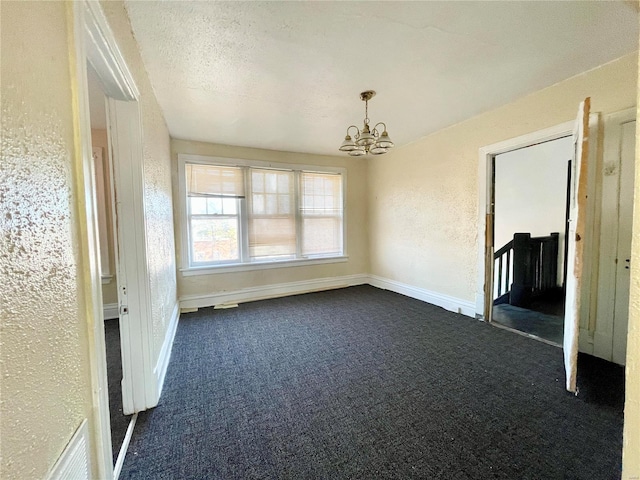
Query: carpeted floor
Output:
[[105, 319, 133, 463], [120, 285, 624, 479]]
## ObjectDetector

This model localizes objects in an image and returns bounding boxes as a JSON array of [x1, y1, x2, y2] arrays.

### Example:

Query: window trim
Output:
[[178, 153, 347, 274]]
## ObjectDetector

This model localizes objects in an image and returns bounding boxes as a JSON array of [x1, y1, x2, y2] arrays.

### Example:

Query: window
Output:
[[248, 169, 296, 260], [181, 155, 345, 270], [301, 172, 343, 256], [186, 164, 244, 264]]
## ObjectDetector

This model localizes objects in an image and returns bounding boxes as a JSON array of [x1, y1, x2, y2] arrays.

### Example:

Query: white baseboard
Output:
[[368, 275, 476, 318], [154, 302, 180, 396], [179, 273, 475, 318], [103, 303, 118, 321], [113, 413, 137, 480], [179, 274, 369, 310]]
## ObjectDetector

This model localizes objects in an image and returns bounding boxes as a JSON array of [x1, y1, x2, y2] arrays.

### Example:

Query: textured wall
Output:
[[171, 139, 369, 298], [101, 2, 178, 360], [368, 53, 638, 304], [621, 40, 640, 480], [91, 129, 118, 306], [0, 2, 92, 479]]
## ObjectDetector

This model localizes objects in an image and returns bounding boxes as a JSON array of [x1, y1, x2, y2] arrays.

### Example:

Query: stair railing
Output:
[[494, 232, 560, 307]]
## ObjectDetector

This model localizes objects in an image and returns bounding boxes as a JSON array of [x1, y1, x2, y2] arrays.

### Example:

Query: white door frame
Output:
[[73, 1, 156, 477], [476, 121, 574, 320]]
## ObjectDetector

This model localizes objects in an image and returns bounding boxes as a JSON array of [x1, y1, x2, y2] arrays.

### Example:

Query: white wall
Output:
[[494, 136, 572, 288]]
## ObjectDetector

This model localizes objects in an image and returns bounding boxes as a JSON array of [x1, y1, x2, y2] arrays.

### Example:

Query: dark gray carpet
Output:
[[105, 319, 133, 463], [120, 285, 624, 479]]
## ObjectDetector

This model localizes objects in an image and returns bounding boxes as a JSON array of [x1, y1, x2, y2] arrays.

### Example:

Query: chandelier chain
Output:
[[365, 99, 369, 125]]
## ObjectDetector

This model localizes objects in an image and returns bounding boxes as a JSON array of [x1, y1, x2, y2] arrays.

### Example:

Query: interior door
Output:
[[563, 98, 590, 393], [107, 98, 157, 414], [612, 120, 636, 365]]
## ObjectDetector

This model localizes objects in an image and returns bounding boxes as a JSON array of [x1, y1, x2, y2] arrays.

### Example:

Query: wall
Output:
[[621, 37, 640, 480], [101, 1, 178, 361], [368, 52, 638, 306], [171, 140, 369, 300], [494, 136, 573, 289], [0, 2, 178, 477], [0, 2, 94, 479], [91, 129, 118, 306]]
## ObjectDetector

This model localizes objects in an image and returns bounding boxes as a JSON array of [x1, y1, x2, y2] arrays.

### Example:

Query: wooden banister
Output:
[[494, 232, 560, 307]]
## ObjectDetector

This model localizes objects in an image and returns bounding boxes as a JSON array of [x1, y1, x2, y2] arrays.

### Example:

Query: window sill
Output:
[[180, 255, 349, 276]]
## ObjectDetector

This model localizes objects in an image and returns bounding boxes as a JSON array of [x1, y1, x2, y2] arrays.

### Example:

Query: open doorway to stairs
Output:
[[491, 137, 573, 345]]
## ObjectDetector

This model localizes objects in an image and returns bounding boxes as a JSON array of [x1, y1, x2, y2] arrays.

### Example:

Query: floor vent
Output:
[[47, 419, 90, 480]]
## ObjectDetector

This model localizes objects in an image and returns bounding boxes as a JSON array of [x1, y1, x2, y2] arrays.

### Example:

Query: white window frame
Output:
[[178, 154, 348, 275]]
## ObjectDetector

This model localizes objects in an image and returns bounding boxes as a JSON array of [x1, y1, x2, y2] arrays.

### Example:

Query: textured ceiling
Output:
[[125, 1, 638, 155]]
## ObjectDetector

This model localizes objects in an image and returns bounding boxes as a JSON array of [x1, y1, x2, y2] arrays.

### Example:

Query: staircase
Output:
[[494, 232, 560, 308]]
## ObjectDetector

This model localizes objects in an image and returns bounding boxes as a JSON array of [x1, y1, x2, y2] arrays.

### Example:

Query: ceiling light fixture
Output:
[[339, 90, 394, 156]]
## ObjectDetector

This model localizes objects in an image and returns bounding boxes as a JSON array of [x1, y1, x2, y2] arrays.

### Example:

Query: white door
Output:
[[612, 120, 636, 365], [108, 99, 157, 414], [563, 98, 590, 393]]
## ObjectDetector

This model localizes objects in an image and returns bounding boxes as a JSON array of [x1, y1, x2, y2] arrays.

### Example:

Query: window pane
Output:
[[206, 197, 222, 214], [222, 197, 237, 215], [278, 194, 290, 214], [252, 171, 264, 193], [252, 194, 264, 214], [190, 217, 239, 262], [266, 194, 277, 214], [190, 197, 207, 215], [265, 172, 277, 193]]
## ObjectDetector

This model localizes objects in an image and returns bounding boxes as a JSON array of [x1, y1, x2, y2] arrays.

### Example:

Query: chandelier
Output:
[[338, 90, 395, 156]]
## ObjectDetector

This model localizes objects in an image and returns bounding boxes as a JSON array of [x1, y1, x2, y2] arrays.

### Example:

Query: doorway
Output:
[[86, 65, 133, 467], [491, 136, 573, 345], [73, 2, 158, 477]]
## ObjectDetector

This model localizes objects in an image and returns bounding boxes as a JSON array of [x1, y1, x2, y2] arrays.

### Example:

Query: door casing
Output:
[[476, 121, 575, 321], [72, 2, 157, 477]]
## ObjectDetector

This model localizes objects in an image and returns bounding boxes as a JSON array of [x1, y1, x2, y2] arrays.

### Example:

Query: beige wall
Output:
[[101, 2, 178, 359], [91, 129, 118, 306], [0, 2, 94, 479], [368, 53, 638, 304], [621, 40, 640, 480], [171, 140, 369, 299]]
